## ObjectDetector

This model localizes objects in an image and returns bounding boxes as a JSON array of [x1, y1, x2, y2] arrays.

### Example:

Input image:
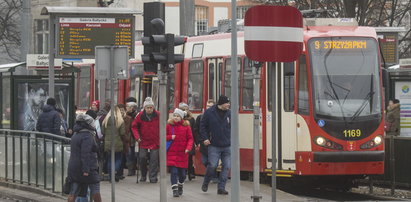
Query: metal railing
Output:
[[0, 129, 71, 194]]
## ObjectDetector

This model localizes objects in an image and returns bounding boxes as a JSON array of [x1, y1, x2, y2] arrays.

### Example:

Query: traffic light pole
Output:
[[158, 64, 168, 202]]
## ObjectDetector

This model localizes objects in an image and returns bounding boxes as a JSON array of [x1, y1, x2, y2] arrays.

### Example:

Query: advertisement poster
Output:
[[395, 81, 411, 136], [15, 81, 71, 131]]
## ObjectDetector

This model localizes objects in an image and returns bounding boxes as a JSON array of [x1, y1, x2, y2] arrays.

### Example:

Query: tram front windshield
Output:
[[308, 37, 381, 120]]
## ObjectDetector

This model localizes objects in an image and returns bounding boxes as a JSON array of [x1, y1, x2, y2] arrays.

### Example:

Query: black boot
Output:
[[178, 183, 184, 196], [172, 184, 179, 197]]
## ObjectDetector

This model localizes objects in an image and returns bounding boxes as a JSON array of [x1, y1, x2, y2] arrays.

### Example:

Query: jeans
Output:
[[169, 166, 186, 185], [139, 148, 159, 181], [203, 145, 231, 190], [107, 152, 122, 177]]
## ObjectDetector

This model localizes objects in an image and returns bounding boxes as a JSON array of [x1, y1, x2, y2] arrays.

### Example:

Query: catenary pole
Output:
[[48, 14, 55, 98], [230, 0, 240, 202]]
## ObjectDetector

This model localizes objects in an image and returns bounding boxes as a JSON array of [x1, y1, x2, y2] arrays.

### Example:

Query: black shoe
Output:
[[150, 179, 158, 183], [201, 183, 208, 192], [178, 184, 183, 195], [188, 174, 195, 181], [173, 190, 180, 197], [139, 177, 147, 182], [217, 189, 229, 195], [114, 176, 120, 182]]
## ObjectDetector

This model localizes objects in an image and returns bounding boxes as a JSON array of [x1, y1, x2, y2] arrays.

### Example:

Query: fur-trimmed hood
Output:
[[388, 103, 400, 111], [167, 119, 190, 126]]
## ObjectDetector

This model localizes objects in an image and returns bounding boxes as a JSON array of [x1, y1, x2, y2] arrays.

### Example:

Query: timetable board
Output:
[[56, 16, 134, 58]]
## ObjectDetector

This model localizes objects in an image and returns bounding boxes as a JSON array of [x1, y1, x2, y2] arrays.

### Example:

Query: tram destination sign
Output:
[[56, 16, 135, 58]]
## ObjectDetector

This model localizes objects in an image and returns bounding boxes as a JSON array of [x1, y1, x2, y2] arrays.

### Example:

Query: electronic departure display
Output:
[[313, 40, 367, 49], [57, 16, 134, 58]]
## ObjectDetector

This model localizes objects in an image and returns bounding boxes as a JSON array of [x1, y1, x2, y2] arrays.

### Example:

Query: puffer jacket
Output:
[[386, 103, 401, 136], [131, 110, 160, 150], [166, 119, 193, 168], [36, 105, 61, 135], [67, 114, 100, 184]]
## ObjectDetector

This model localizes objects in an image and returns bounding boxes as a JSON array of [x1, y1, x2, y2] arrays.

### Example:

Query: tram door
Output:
[[207, 58, 224, 102]]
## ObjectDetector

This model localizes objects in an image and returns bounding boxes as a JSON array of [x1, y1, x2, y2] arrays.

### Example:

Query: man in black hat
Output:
[[200, 95, 231, 195], [36, 97, 61, 135]]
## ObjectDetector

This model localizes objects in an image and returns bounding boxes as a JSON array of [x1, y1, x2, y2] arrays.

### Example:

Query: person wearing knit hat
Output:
[[178, 102, 197, 180], [143, 97, 155, 108], [91, 100, 100, 113], [217, 95, 230, 105], [200, 95, 231, 195], [131, 96, 160, 183], [166, 108, 193, 197]]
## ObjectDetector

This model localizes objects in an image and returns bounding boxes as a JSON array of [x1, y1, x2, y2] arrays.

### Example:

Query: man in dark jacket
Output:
[[200, 95, 231, 195], [36, 97, 61, 135], [67, 113, 101, 202]]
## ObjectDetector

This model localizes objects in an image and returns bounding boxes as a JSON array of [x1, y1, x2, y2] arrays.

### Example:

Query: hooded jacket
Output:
[[166, 119, 193, 168], [131, 110, 160, 150], [386, 103, 401, 136], [67, 114, 100, 184], [36, 104, 61, 135]]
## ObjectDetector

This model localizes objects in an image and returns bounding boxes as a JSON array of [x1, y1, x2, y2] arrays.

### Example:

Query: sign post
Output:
[[244, 6, 303, 202], [95, 46, 129, 202]]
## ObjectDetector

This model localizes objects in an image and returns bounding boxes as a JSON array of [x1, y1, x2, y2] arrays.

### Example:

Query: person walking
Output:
[[200, 95, 231, 195], [102, 105, 126, 182], [36, 97, 61, 135], [167, 108, 194, 197], [67, 113, 102, 202], [132, 97, 160, 183], [125, 97, 139, 176], [386, 99, 401, 136], [178, 102, 197, 180]]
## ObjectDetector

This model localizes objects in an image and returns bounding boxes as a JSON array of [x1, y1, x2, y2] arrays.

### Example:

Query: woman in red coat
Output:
[[166, 108, 193, 197]]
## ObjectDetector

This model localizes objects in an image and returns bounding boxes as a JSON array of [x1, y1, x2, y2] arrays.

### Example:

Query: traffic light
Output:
[[141, 33, 186, 72], [143, 3, 165, 73]]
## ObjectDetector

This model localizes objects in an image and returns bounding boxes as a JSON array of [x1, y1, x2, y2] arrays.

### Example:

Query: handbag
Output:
[[63, 176, 72, 194], [166, 127, 174, 151]]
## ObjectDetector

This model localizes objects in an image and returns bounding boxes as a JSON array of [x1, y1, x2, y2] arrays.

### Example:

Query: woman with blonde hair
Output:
[[102, 105, 126, 182]]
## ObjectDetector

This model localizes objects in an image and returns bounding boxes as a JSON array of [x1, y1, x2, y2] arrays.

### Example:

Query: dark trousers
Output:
[[169, 166, 186, 185], [139, 148, 159, 181]]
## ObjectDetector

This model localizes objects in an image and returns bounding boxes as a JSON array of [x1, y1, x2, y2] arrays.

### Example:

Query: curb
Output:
[[0, 180, 66, 201]]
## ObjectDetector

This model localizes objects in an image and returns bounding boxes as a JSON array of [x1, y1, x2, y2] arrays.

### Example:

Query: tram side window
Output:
[[242, 58, 254, 111], [224, 58, 241, 100], [284, 62, 295, 112], [78, 66, 91, 109], [298, 56, 309, 115], [188, 60, 204, 110], [208, 62, 215, 101]]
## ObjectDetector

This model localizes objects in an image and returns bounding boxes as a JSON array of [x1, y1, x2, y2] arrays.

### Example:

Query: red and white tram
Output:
[[74, 20, 385, 186]]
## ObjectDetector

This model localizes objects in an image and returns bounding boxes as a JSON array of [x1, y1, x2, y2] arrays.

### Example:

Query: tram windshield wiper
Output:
[[350, 74, 374, 122]]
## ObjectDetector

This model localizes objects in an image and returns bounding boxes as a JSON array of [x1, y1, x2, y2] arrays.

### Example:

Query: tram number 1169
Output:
[[343, 129, 361, 138]]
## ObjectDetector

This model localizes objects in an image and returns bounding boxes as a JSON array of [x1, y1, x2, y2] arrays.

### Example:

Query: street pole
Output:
[[272, 65, 277, 202], [252, 64, 262, 202], [109, 46, 116, 202], [159, 64, 168, 202], [230, 0, 240, 202], [48, 14, 55, 98]]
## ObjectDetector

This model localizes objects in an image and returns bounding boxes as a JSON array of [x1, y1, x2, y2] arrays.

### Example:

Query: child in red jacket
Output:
[[166, 108, 194, 197]]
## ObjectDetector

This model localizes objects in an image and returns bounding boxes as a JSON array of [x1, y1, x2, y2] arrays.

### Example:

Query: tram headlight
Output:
[[374, 135, 382, 145], [315, 136, 326, 146]]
